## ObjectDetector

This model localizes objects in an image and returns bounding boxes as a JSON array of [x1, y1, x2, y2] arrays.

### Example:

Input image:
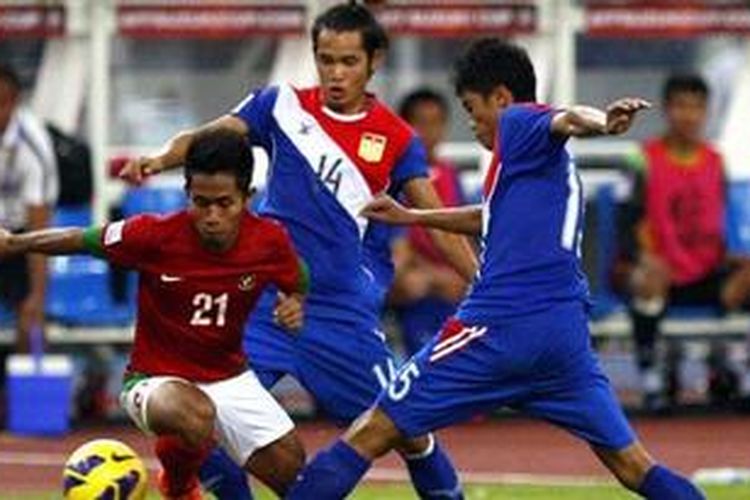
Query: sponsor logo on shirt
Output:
[[238, 274, 255, 291], [358, 133, 387, 163]]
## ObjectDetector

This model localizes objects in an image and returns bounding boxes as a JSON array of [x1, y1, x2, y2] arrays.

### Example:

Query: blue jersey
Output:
[[456, 104, 589, 323], [233, 84, 428, 324]]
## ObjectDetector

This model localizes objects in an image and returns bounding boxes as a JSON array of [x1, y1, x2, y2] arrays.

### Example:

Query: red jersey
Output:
[[642, 138, 725, 285], [98, 211, 305, 382], [408, 160, 465, 266]]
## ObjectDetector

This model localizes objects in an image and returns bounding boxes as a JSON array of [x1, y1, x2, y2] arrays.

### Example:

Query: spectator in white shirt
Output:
[[0, 63, 58, 355]]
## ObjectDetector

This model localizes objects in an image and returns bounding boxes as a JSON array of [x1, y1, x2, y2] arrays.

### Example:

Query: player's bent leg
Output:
[[286, 407, 401, 500], [245, 429, 305, 496], [594, 443, 705, 499], [121, 376, 215, 499], [199, 370, 299, 496], [294, 320, 464, 499], [395, 434, 463, 500]]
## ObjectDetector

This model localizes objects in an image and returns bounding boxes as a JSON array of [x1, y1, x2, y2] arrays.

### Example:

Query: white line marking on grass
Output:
[[0, 451, 615, 487]]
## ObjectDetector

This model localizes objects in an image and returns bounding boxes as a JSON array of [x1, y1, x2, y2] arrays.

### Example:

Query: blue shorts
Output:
[[396, 298, 457, 357], [244, 300, 398, 425], [378, 302, 636, 451]]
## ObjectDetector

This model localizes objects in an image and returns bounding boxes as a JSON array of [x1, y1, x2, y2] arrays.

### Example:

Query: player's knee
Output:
[[185, 395, 216, 446], [395, 433, 431, 458], [345, 407, 401, 460], [150, 382, 215, 446]]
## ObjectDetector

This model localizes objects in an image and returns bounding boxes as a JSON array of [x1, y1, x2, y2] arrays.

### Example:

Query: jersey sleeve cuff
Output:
[[296, 258, 311, 295], [82, 226, 106, 258]]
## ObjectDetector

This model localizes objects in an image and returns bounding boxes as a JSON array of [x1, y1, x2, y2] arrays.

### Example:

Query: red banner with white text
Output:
[[378, 2, 537, 37], [0, 5, 65, 38], [117, 4, 306, 38], [586, 2, 750, 37]]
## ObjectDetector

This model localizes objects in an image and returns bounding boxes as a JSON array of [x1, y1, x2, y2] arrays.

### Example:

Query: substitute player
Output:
[[0, 130, 310, 499], [120, 3, 476, 499], [285, 39, 706, 500]]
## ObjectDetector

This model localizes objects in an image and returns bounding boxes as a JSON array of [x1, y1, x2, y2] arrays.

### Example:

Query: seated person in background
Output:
[[0, 130, 309, 499], [391, 88, 470, 356], [616, 73, 750, 410]]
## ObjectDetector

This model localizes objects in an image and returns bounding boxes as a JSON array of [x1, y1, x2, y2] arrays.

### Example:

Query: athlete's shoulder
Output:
[[503, 102, 554, 122], [244, 212, 291, 245], [232, 85, 281, 115], [701, 140, 723, 162], [368, 97, 414, 142]]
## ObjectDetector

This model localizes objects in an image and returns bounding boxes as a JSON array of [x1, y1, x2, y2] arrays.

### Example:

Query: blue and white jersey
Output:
[[456, 104, 589, 323], [233, 84, 428, 324]]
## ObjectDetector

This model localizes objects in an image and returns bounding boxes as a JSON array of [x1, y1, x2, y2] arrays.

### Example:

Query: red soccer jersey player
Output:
[[0, 130, 309, 499], [94, 210, 306, 382]]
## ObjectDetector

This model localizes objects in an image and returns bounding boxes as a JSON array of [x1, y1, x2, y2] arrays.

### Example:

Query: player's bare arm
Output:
[[401, 178, 478, 281], [119, 115, 249, 184], [0, 226, 86, 258], [551, 98, 651, 138], [362, 195, 483, 237]]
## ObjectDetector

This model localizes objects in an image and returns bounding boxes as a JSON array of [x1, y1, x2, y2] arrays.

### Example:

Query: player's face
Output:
[[664, 91, 707, 144], [459, 90, 501, 151], [407, 101, 447, 158], [188, 172, 248, 252], [315, 29, 381, 114]]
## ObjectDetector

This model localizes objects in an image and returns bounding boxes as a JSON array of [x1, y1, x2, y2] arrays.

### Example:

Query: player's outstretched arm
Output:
[[402, 178, 478, 281], [551, 98, 651, 138], [0, 226, 87, 258], [119, 115, 249, 184], [362, 195, 482, 236]]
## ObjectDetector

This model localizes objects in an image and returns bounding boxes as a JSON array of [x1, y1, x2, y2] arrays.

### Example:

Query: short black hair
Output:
[[0, 63, 21, 93], [311, 2, 389, 59], [662, 73, 709, 104], [399, 88, 449, 123], [184, 129, 253, 193], [453, 38, 536, 102]]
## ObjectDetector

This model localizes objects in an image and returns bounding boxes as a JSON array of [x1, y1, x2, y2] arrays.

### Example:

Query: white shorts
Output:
[[120, 370, 295, 466]]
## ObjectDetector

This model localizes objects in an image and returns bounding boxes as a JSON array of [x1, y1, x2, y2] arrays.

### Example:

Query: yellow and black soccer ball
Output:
[[63, 438, 148, 500]]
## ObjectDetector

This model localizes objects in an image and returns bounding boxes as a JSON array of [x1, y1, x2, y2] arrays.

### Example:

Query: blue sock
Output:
[[286, 440, 370, 500], [199, 447, 253, 500], [638, 465, 705, 499], [404, 435, 463, 499]]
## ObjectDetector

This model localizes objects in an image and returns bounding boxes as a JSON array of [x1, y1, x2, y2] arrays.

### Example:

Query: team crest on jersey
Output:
[[358, 133, 387, 163], [238, 274, 255, 291]]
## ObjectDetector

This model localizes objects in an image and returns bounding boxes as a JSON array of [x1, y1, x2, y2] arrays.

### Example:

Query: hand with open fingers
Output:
[[119, 156, 165, 185], [274, 292, 304, 332], [606, 97, 651, 135], [360, 195, 416, 225]]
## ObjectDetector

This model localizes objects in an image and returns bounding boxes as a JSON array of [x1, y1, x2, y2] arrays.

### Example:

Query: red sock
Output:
[[154, 435, 213, 496]]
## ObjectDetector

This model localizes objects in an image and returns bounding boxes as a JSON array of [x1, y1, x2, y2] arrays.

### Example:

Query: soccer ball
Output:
[[63, 439, 148, 500]]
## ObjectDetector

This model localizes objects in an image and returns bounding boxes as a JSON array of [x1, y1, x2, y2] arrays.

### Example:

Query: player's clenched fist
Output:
[[605, 97, 651, 135], [360, 195, 416, 225], [274, 292, 304, 331], [119, 156, 165, 185]]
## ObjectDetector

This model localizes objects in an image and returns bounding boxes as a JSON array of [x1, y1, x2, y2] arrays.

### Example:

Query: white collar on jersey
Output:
[[321, 105, 368, 122]]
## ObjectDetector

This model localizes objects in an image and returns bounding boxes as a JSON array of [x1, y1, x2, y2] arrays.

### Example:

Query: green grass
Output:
[[6, 483, 750, 499]]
